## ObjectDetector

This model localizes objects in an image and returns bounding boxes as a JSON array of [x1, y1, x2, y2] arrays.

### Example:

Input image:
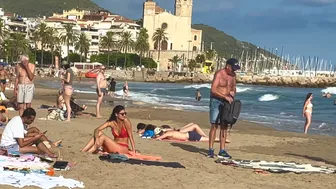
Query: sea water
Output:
[[38, 81, 336, 136]]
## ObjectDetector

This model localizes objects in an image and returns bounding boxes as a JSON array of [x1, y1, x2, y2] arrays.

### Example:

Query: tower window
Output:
[[161, 22, 168, 30], [194, 35, 197, 41], [193, 46, 197, 51]]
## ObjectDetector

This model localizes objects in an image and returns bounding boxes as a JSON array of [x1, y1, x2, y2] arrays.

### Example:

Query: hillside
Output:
[[0, 0, 101, 17], [192, 24, 272, 59]]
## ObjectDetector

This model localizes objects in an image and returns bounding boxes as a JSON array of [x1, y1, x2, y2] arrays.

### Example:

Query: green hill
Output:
[[192, 24, 273, 59], [0, 0, 101, 17]]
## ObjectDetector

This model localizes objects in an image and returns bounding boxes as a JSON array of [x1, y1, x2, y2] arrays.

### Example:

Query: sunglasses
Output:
[[119, 112, 127, 116]]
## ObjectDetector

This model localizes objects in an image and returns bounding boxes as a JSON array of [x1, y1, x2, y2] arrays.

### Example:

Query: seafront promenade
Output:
[[102, 70, 336, 88]]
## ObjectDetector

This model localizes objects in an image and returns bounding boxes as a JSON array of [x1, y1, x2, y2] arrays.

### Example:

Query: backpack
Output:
[[219, 99, 242, 126]]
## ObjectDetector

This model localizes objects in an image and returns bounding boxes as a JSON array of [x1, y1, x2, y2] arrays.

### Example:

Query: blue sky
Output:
[[93, 0, 336, 63]]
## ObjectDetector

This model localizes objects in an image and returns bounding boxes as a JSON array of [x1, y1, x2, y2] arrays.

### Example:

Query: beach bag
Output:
[[219, 99, 242, 126]]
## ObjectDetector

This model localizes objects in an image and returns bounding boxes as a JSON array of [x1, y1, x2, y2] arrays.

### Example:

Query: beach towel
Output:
[[99, 155, 185, 168], [215, 159, 336, 174]]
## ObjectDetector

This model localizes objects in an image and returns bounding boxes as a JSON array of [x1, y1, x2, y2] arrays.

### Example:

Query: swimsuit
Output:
[[0, 79, 6, 84], [305, 103, 313, 114], [96, 88, 107, 95], [112, 125, 129, 148], [188, 131, 202, 141]]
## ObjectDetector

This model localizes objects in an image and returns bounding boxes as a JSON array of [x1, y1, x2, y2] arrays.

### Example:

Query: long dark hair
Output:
[[304, 93, 313, 106], [108, 105, 125, 122]]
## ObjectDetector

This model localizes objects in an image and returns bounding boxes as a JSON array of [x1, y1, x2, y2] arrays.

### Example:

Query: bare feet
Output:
[[96, 115, 103, 119], [53, 139, 63, 147]]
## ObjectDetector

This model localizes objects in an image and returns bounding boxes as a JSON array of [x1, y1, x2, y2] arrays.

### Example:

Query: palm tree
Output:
[[205, 49, 216, 61], [31, 30, 39, 63], [135, 28, 149, 66], [152, 28, 168, 64], [0, 19, 9, 47], [36, 23, 50, 67], [46, 28, 59, 67], [60, 24, 78, 63], [168, 55, 181, 71], [75, 32, 90, 62], [10, 33, 30, 61], [100, 31, 117, 67], [119, 31, 134, 69], [195, 54, 206, 67]]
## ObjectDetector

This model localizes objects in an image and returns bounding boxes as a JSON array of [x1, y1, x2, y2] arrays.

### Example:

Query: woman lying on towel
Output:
[[81, 105, 136, 154], [156, 123, 219, 142]]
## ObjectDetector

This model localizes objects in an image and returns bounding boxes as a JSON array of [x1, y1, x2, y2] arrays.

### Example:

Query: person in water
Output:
[[81, 105, 136, 154], [322, 92, 331, 98], [195, 89, 201, 101], [108, 78, 116, 97], [123, 81, 129, 98], [96, 66, 107, 118], [303, 93, 313, 134]]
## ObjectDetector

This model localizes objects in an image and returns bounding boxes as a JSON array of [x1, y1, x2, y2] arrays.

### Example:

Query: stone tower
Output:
[[175, 0, 193, 18], [143, 0, 156, 17]]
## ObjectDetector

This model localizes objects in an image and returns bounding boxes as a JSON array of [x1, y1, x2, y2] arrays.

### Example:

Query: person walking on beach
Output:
[[208, 58, 240, 159], [0, 65, 8, 93], [123, 81, 129, 98], [96, 66, 107, 118], [303, 93, 313, 134], [195, 89, 201, 101], [109, 78, 116, 97], [14, 55, 35, 116], [62, 62, 74, 122]]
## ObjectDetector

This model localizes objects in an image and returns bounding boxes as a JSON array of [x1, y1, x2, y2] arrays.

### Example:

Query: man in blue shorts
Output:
[[208, 58, 240, 159]]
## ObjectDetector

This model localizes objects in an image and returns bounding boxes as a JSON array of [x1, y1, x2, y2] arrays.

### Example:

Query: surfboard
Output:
[[215, 159, 336, 174]]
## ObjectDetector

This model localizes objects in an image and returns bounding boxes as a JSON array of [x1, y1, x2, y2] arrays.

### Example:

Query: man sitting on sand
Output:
[[156, 123, 219, 142], [0, 108, 57, 157]]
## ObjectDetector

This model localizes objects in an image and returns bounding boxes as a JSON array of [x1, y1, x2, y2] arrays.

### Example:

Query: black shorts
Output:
[[188, 131, 202, 141], [0, 79, 6, 84]]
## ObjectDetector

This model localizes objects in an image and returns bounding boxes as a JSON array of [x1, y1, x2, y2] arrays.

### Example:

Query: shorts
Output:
[[188, 131, 202, 141], [1, 143, 19, 153], [209, 96, 224, 124], [96, 88, 107, 96], [1, 79, 6, 84], [17, 84, 35, 103]]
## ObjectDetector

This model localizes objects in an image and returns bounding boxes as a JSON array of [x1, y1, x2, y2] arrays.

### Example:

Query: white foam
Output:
[[258, 94, 279, 101], [184, 84, 211, 89], [237, 87, 251, 93], [321, 87, 336, 94], [74, 90, 95, 94]]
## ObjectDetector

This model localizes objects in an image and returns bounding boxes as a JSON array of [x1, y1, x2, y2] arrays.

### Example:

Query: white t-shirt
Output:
[[0, 116, 25, 146]]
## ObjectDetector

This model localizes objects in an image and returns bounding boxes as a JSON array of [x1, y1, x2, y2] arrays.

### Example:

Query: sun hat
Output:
[[154, 127, 162, 135]]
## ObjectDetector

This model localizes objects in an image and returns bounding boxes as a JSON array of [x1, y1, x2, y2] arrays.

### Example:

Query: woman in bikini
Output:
[[303, 93, 313, 134], [61, 63, 74, 122], [81, 105, 136, 154]]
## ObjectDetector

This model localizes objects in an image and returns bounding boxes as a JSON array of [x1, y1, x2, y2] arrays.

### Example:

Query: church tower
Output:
[[143, 0, 156, 17], [175, 0, 193, 18]]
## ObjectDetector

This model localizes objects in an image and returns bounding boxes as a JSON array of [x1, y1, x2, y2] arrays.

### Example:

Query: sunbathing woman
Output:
[[81, 105, 136, 154], [156, 123, 219, 142]]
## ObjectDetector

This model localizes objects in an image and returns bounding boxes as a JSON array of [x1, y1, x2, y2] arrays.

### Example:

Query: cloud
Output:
[[282, 0, 336, 7]]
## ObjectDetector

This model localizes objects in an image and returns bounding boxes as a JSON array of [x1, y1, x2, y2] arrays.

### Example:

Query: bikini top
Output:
[[112, 125, 129, 139], [307, 103, 313, 108]]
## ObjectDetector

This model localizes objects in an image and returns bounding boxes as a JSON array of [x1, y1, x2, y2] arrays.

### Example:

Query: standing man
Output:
[[96, 66, 107, 118], [14, 55, 35, 116], [208, 58, 240, 159], [0, 65, 8, 93], [109, 78, 116, 97]]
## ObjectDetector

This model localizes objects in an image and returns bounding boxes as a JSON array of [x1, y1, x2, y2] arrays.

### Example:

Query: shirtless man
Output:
[[0, 65, 8, 93], [14, 55, 35, 116], [208, 58, 240, 159], [96, 66, 107, 118]]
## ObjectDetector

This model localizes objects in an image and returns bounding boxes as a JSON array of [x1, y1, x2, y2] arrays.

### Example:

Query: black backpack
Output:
[[218, 99, 242, 126]]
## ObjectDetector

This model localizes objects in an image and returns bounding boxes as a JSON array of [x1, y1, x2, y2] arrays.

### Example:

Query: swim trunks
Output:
[[96, 88, 107, 96], [17, 83, 35, 103], [1, 79, 6, 84], [188, 131, 202, 141]]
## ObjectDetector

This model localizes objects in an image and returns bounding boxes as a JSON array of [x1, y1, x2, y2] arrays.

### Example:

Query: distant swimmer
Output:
[[322, 92, 332, 98], [303, 93, 313, 134], [195, 89, 201, 101], [123, 81, 129, 98]]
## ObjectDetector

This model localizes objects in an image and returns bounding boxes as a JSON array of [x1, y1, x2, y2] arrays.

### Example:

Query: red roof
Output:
[[45, 17, 76, 22], [113, 16, 135, 23], [4, 12, 14, 17]]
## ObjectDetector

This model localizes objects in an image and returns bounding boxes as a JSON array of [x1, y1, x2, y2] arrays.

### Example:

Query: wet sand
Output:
[[1, 80, 335, 189]]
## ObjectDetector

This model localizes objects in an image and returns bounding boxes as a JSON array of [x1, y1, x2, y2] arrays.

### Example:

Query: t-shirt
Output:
[[64, 68, 74, 85], [0, 116, 25, 146]]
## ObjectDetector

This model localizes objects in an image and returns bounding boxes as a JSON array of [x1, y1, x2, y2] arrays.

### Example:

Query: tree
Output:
[[205, 49, 216, 61], [135, 28, 150, 67], [195, 54, 206, 68], [46, 28, 59, 67], [0, 19, 9, 48], [168, 55, 181, 71], [75, 32, 90, 62], [60, 24, 78, 63], [36, 23, 50, 66], [7, 33, 30, 62], [152, 28, 168, 65], [31, 30, 39, 63], [188, 59, 197, 72], [100, 31, 117, 67], [119, 31, 134, 69]]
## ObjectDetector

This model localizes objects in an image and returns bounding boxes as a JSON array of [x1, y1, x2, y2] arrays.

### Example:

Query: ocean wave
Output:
[[258, 94, 279, 101], [321, 87, 336, 94], [184, 84, 211, 89], [74, 90, 95, 94]]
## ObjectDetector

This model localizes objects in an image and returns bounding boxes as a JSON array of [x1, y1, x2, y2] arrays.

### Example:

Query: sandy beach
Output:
[[1, 80, 336, 189]]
